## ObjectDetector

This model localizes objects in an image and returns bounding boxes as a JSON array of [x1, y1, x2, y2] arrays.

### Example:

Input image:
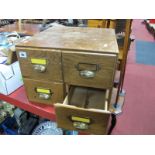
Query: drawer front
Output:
[[24, 78, 65, 105], [16, 48, 62, 82], [62, 51, 117, 89], [55, 104, 110, 135]]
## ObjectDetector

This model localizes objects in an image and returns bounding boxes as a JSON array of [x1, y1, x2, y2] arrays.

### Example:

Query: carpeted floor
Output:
[[112, 19, 155, 135]]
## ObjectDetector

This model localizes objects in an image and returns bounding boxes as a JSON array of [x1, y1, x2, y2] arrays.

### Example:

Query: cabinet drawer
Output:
[[24, 78, 65, 105], [62, 51, 117, 89], [16, 48, 62, 82], [54, 86, 111, 134]]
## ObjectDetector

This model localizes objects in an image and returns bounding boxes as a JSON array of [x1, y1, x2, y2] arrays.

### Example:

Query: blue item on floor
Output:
[[0, 117, 18, 135], [136, 40, 155, 66]]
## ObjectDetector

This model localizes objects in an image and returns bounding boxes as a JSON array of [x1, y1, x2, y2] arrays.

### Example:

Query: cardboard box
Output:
[[0, 61, 23, 95]]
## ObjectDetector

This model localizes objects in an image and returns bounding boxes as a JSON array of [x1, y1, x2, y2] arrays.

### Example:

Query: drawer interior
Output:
[[66, 86, 108, 111]]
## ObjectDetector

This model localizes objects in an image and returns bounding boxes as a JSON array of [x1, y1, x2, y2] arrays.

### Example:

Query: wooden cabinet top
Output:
[[16, 26, 119, 54]]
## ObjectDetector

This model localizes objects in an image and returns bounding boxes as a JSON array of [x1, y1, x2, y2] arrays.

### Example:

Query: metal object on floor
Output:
[[64, 130, 79, 135], [113, 90, 126, 115], [14, 108, 28, 127], [18, 116, 38, 135]]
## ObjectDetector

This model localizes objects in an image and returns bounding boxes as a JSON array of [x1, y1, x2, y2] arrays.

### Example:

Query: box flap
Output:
[[11, 61, 21, 75], [0, 57, 7, 64], [0, 64, 14, 80]]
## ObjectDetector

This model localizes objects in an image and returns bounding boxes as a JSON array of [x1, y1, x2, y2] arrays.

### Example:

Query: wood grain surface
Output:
[[16, 47, 63, 82], [16, 27, 119, 54], [55, 104, 110, 135], [24, 78, 65, 105], [68, 86, 106, 109], [0, 23, 41, 35], [62, 51, 117, 89]]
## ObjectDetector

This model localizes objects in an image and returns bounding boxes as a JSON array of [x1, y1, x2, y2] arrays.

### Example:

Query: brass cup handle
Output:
[[33, 64, 46, 73], [79, 70, 96, 78], [38, 93, 51, 100], [73, 122, 89, 130]]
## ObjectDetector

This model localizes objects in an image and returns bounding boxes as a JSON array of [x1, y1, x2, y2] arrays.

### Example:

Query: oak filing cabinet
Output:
[[16, 26, 119, 134]]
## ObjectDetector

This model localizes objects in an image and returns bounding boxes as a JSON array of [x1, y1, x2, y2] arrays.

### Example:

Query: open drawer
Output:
[[54, 86, 112, 135]]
